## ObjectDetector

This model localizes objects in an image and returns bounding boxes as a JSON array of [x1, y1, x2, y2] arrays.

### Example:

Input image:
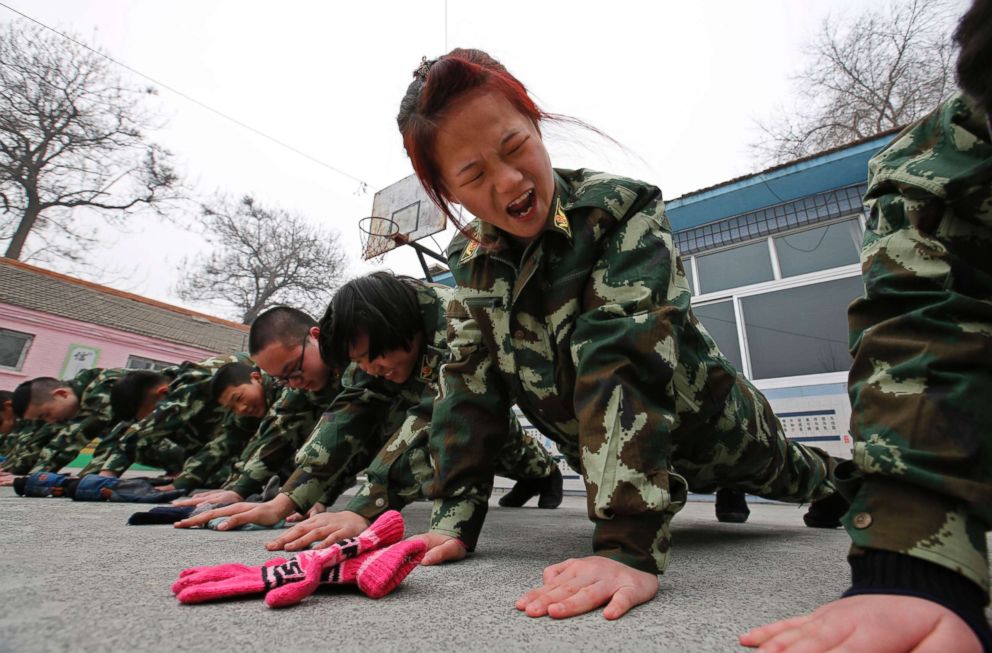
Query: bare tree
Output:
[[0, 20, 179, 263], [175, 195, 347, 324], [752, 0, 958, 165]]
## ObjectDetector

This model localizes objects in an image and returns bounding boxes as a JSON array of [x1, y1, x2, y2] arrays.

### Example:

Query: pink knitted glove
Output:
[[174, 510, 404, 605], [266, 538, 426, 608]]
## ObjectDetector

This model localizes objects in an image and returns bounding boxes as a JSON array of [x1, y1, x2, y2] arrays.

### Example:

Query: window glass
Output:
[[682, 256, 695, 295], [775, 218, 862, 277], [741, 276, 864, 379], [126, 355, 173, 371], [692, 300, 743, 372], [0, 329, 33, 369], [696, 240, 774, 294]]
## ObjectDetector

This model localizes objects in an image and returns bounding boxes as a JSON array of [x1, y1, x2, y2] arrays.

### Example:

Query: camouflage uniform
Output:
[[1, 420, 50, 474], [282, 282, 558, 521], [428, 169, 836, 573], [842, 92, 992, 598], [31, 368, 126, 472], [222, 377, 343, 499], [100, 354, 250, 479]]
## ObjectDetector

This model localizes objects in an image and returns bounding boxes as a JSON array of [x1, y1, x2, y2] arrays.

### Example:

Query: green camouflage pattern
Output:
[[32, 367, 126, 472], [0, 419, 51, 474], [79, 419, 132, 476], [283, 282, 557, 520], [100, 353, 249, 475], [168, 372, 279, 491], [224, 373, 343, 499], [842, 92, 992, 594], [429, 169, 836, 572]]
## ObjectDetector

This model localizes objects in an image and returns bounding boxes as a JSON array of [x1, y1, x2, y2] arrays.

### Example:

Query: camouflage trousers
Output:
[[842, 196, 992, 594]]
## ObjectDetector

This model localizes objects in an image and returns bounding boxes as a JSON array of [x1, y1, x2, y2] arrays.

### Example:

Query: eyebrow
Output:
[[454, 130, 523, 177]]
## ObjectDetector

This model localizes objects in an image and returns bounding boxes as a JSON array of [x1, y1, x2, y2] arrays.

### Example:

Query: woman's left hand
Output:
[[516, 556, 659, 620]]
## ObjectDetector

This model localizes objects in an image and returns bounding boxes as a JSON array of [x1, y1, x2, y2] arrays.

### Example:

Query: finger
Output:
[[523, 581, 597, 618], [546, 581, 616, 620], [740, 616, 812, 647], [421, 539, 466, 565], [215, 510, 257, 531], [265, 525, 308, 550], [284, 512, 304, 523], [286, 528, 337, 551], [602, 586, 643, 620], [912, 617, 983, 653], [174, 509, 223, 528], [542, 559, 576, 584], [750, 625, 808, 652], [757, 619, 841, 653]]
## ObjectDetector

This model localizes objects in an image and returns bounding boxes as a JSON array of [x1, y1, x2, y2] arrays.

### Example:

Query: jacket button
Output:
[[375, 498, 385, 507], [852, 512, 872, 529]]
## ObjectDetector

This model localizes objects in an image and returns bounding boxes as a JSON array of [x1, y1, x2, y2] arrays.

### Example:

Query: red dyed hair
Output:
[[397, 49, 551, 233]]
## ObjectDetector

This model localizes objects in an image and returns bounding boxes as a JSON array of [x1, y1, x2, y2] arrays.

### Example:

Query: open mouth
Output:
[[506, 189, 536, 219]]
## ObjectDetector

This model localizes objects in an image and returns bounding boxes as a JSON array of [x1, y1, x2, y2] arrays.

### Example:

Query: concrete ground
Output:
[[0, 487, 984, 653]]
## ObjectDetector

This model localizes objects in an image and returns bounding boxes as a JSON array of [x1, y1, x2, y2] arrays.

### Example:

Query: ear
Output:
[[309, 326, 320, 340], [250, 370, 263, 384], [155, 384, 170, 398], [52, 387, 72, 400]]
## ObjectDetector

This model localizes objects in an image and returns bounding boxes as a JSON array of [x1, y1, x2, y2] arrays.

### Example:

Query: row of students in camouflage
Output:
[[176, 277, 560, 535]]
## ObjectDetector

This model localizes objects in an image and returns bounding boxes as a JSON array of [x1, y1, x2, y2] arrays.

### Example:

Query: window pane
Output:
[[682, 256, 695, 295], [126, 355, 172, 371], [696, 240, 774, 294], [692, 300, 743, 372], [0, 330, 31, 369], [741, 276, 864, 379], [775, 218, 862, 277]]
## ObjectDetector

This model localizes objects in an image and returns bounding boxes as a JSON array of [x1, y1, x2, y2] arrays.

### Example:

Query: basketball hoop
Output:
[[359, 216, 405, 262]]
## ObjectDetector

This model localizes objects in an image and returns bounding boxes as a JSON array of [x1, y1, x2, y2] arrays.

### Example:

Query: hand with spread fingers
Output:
[[740, 595, 983, 653], [172, 489, 243, 507], [174, 493, 297, 530], [285, 502, 326, 524], [515, 556, 658, 620], [266, 510, 370, 552]]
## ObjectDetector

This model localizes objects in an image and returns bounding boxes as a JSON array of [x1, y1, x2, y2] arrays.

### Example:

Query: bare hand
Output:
[[97, 470, 118, 478], [739, 594, 982, 652], [172, 489, 243, 507], [174, 493, 296, 530], [0, 472, 15, 487], [516, 556, 658, 620], [265, 510, 370, 552], [406, 532, 467, 566], [285, 502, 326, 523]]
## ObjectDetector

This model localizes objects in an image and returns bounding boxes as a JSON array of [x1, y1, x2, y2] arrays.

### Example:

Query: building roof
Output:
[[0, 258, 248, 354], [665, 129, 901, 231]]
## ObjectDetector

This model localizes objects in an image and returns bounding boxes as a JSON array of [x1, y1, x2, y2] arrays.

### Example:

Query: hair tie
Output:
[[414, 56, 435, 81]]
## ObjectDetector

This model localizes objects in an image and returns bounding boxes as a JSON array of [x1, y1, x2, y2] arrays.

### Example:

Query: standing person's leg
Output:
[[494, 415, 563, 509]]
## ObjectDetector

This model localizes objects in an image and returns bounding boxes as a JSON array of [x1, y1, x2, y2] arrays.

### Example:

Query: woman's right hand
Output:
[[265, 510, 370, 552]]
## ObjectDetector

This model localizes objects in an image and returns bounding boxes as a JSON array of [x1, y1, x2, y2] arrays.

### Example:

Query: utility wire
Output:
[[0, 1, 374, 191]]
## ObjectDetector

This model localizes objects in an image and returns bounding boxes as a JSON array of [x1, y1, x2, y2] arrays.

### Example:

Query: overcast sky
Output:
[[1, 0, 962, 320]]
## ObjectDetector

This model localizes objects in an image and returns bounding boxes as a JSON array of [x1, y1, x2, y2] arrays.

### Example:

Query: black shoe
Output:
[[498, 477, 542, 507], [803, 491, 849, 528], [537, 467, 564, 509], [715, 488, 750, 523]]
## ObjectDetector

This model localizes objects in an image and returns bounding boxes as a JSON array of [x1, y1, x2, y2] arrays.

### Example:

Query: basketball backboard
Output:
[[361, 174, 447, 260]]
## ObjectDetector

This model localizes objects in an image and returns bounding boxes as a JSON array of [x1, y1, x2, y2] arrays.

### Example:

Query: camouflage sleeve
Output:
[[171, 412, 258, 491], [225, 389, 321, 498], [843, 183, 992, 594], [32, 416, 111, 472], [1, 422, 57, 474], [346, 389, 436, 521], [79, 420, 132, 476], [280, 390, 388, 513], [100, 394, 206, 474], [427, 296, 515, 551], [570, 198, 690, 574]]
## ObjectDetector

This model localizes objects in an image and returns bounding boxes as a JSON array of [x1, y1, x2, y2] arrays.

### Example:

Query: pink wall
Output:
[[0, 302, 221, 389]]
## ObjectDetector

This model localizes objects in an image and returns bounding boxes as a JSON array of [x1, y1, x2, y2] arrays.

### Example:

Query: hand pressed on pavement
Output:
[[739, 594, 983, 653], [266, 510, 370, 552], [172, 489, 243, 507], [174, 492, 297, 530], [516, 556, 659, 620], [406, 531, 467, 566]]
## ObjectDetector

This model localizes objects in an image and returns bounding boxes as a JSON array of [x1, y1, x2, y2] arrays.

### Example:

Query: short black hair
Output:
[[210, 362, 257, 402], [11, 377, 69, 418], [0, 389, 12, 405], [955, 0, 992, 115], [111, 371, 169, 422], [248, 306, 318, 355], [321, 272, 423, 370]]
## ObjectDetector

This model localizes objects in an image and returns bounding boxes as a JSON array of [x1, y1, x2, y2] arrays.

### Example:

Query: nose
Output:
[[492, 160, 523, 194]]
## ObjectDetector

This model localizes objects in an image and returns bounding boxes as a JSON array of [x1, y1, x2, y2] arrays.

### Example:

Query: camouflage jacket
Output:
[[0, 419, 50, 473], [33, 367, 127, 472], [101, 353, 249, 474], [429, 169, 743, 572], [281, 282, 450, 515], [844, 92, 992, 593], [170, 370, 279, 491], [225, 371, 344, 499]]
